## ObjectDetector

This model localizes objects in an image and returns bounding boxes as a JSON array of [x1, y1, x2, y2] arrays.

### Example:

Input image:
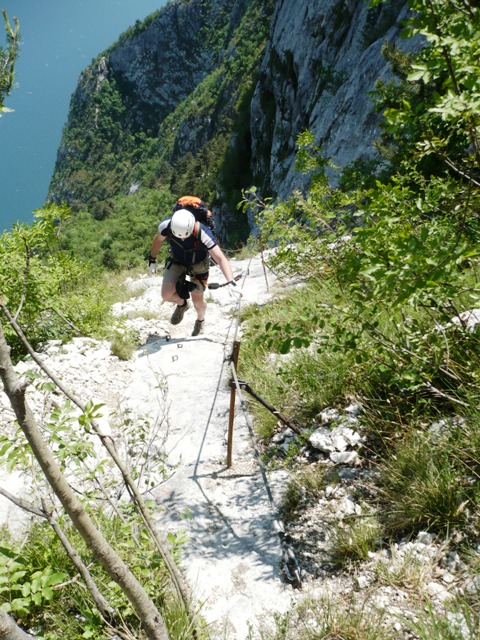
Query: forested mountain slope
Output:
[[48, 0, 410, 246], [49, 0, 275, 245]]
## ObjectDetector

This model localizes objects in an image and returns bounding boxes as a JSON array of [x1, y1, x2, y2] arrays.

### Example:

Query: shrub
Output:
[[255, 594, 396, 640], [330, 515, 382, 568], [378, 425, 478, 537]]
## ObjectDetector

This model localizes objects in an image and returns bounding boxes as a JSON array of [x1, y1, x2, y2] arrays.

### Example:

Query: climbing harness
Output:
[[167, 219, 202, 245], [176, 273, 199, 299], [174, 268, 245, 300]]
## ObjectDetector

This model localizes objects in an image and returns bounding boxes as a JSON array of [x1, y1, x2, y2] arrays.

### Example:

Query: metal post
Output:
[[227, 340, 241, 467]]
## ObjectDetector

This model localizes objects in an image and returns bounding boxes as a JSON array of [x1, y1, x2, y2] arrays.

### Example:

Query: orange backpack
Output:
[[173, 195, 216, 233]]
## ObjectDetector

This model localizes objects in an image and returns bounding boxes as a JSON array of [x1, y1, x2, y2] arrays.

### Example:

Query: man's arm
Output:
[[150, 232, 166, 259], [209, 244, 234, 283]]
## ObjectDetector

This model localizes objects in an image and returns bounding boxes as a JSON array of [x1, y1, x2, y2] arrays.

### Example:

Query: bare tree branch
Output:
[[0, 301, 190, 611], [41, 307, 81, 334], [0, 320, 170, 640], [13, 235, 30, 322]]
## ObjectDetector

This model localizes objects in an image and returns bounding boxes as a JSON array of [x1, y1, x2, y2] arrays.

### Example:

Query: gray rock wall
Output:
[[107, 1, 223, 130], [250, 0, 414, 196]]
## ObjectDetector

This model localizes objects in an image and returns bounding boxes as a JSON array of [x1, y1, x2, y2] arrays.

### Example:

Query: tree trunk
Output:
[[0, 322, 169, 640], [0, 611, 38, 640]]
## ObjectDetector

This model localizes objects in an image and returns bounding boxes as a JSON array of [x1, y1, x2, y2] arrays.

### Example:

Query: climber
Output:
[[147, 208, 236, 336]]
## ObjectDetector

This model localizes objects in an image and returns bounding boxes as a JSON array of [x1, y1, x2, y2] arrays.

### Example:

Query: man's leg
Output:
[[191, 288, 206, 321], [162, 263, 186, 305], [191, 289, 206, 336], [190, 260, 210, 335], [162, 262, 190, 324]]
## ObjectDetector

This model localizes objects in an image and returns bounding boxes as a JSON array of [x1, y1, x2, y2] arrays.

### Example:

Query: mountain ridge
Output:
[[48, 0, 411, 249]]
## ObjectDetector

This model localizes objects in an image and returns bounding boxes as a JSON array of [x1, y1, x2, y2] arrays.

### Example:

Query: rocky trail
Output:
[[114, 254, 294, 637]]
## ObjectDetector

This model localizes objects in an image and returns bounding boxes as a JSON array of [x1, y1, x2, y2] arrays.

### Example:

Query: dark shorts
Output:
[[163, 257, 210, 291]]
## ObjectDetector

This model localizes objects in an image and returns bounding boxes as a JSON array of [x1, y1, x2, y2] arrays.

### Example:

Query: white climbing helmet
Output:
[[170, 209, 196, 238]]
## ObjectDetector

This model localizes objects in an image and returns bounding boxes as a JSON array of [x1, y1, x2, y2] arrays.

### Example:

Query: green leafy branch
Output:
[[0, 9, 19, 115]]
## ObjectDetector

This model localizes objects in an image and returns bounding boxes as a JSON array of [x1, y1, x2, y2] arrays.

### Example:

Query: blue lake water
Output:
[[0, 0, 167, 233]]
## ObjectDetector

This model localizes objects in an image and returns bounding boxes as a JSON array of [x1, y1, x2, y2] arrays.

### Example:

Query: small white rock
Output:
[[427, 581, 452, 601], [356, 575, 370, 589], [309, 427, 335, 452], [318, 407, 340, 424], [330, 451, 359, 465]]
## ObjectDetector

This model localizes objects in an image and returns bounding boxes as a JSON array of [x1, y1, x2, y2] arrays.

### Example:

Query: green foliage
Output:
[[336, 178, 480, 308], [374, 545, 434, 592], [49, 69, 157, 210], [239, 282, 359, 439], [239, 0, 480, 570], [330, 516, 382, 567], [255, 593, 395, 640], [373, 0, 480, 184], [379, 418, 480, 536], [242, 0, 480, 415], [154, 0, 275, 229], [0, 384, 197, 639], [119, 409, 168, 489], [0, 205, 120, 359], [0, 513, 199, 640], [109, 330, 136, 360], [2, 0, 480, 634], [404, 600, 480, 640], [58, 186, 173, 271], [1, 377, 169, 507], [0, 541, 66, 615]]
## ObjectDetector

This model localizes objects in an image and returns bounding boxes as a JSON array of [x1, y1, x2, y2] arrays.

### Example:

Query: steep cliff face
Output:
[[49, 0, 266, 217], [250, 0, 412, 196], [49, 0, 413, 244], [105, 0, 250, 131]]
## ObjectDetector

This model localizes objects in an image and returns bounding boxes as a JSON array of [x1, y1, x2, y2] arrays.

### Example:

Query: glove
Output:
[[148, 255, 157, 274], [229, 280, 237, 287]]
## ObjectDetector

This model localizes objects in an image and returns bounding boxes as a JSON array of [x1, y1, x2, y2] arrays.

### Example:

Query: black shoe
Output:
[[171, 301, 189, 325], [192, 319, 204, 336]]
